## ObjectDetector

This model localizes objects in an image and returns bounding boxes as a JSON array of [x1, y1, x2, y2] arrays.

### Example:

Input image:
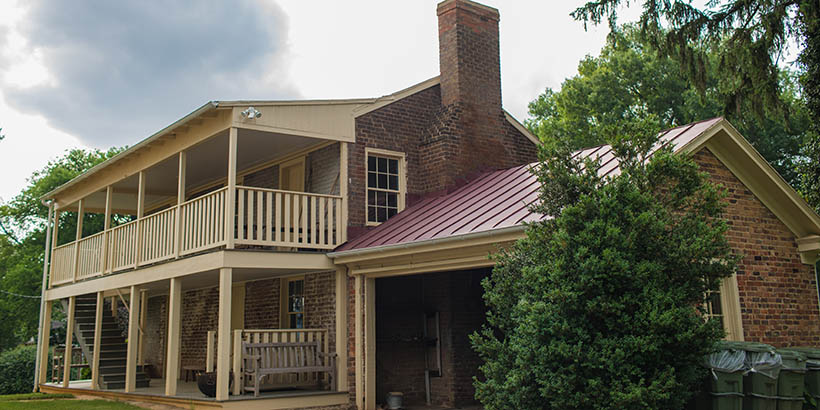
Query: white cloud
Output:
[[0, 0, 644, 201]]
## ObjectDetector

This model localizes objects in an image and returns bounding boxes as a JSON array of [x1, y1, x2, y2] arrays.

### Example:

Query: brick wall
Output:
[[144, 295, 168, 378], [694, 148, 820, 346], [244, 278, 280, 329], [144, 272, 335, 373], [180, 286, 220, 368]]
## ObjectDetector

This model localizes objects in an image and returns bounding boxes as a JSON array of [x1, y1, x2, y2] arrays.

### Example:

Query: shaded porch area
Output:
[[40, 379, 348, 409]]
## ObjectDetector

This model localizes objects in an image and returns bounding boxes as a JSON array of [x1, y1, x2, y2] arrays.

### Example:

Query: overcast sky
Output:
[[0, 1, 641, 202]]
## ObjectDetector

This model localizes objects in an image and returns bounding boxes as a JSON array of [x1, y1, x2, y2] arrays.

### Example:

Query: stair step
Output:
[[101, 373, 150, 383], [103, 379, 150, 390]]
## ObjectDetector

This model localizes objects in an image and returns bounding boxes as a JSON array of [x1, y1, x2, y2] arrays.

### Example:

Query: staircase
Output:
[[70, 294, 150, 389]]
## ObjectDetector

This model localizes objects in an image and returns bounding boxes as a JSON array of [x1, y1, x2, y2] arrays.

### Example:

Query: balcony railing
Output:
[[49, 186, 343, 287]]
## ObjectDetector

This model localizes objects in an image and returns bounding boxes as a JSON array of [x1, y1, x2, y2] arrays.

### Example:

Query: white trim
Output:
[[353, 77, 441, 118], [329, 224, 526, 259], [364, 148, 406, 226], [504, 110, 540, 146]]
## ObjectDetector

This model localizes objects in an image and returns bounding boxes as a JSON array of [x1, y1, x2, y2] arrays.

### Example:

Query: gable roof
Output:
[[330, 118, 820, 263]]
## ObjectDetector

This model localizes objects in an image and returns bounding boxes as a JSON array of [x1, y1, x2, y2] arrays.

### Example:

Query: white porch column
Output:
[[33, 202, 54, 391], [364, 277, 376, 410], [72, 200, 84, 282], [225, 128, 237, 249], [354, 275, 363, 409], [216, 267, 233, 400], [165, 277, 182, 396], [63, 296, 76, 387], [335, 268, 349, 392], [134, 171, 146, 267], [36, 301, 52, 388], [48, 211, 60, 290], [174, 151, 186, 258], [125, 285, 141, 392], [138, 290, 147, 366], [91, 291, 103, 389], [340, 142, 348, 242], [101, 186, 113, 273]]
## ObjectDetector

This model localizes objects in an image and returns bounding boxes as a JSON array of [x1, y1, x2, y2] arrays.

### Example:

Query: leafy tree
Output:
[[526, 26, 810, 186], [571, 0, 820, 213], [471, 119, 738, 410], [0, 148, 121, 352]]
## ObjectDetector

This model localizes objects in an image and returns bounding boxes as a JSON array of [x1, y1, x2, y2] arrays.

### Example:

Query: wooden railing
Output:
[[48, 186, 341, 287], [108, 219, 139, 272], [179, 187, 227, 255], [205, 328, 331, 394], [235, 186, 342, 249], [139, 207, 177, 264], [76, 231, 105, 280], [50, 243, 76, 286]]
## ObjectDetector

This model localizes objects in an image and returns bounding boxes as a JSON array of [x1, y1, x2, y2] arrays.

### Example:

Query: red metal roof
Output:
[[336, 117, 723, 252]]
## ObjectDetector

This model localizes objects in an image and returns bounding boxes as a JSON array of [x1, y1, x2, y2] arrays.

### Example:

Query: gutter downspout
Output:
[[33, 200, 54, 392]]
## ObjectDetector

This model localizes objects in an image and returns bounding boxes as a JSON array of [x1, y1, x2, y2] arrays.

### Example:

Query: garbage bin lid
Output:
[[781, 347, 820, 359], [720, 341, 776, 353]]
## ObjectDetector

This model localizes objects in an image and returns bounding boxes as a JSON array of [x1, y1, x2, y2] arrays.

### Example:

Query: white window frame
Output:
[[364, 147, 406, 226]]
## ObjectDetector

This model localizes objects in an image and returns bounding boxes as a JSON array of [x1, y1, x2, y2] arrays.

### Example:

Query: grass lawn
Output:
[[0, 393, 143, 409]]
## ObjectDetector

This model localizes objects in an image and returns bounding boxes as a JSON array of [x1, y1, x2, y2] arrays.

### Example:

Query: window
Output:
[[281, 277, 305, 329], [366, 148, 405, 225], [704, 289, 724, 329], [703, 275, 744, 341]]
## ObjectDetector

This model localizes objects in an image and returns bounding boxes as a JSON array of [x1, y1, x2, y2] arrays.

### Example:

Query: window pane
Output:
[[295, 313, 304, 329], [388, 159, 398, 174], [368, 190, 376, 205], [389, 175, 398, 190], [378, 157, 387, 173], [294, 279, 304, 296], [388, 208, 397, 218], [368, 156, 376, 171], [377, 207, 387, 222], [387, 192, 397, 207], [378, 191, 387, 206], [368, 172, 377, 188], [710, 292, 722, 315], [368, 206, 377, 222], [378, 173, 388, 189]]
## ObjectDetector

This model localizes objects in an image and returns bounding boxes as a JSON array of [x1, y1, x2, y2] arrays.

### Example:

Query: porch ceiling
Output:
[[61, 128, 328, 213]]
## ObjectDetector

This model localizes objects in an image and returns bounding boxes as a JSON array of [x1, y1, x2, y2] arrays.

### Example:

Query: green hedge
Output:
[[0, 345, 37, 394]]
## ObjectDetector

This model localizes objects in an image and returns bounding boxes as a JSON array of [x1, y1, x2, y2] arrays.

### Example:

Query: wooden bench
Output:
[[242, 341, 336, 397]]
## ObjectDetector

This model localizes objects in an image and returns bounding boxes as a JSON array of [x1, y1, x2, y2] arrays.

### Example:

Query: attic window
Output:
[[366, 148, 405, 225]]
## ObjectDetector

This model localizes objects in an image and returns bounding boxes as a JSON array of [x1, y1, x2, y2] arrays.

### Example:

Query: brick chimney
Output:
[[421, 0, 509, 193]]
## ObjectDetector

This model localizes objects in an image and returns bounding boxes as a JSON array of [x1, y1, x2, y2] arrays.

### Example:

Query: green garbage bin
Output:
[[738, 342, 781, 410], [743, 393, 777, 410], [741, 343, 780, 395], [705, 341, 747, 394], [776, 349, 806, 398], [780, 347, 820, 400]]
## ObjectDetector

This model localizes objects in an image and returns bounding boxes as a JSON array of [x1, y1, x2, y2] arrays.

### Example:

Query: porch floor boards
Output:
[[42, 379, 333, 401]]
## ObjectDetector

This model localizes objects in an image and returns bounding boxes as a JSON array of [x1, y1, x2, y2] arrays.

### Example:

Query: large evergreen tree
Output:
[[471, 122, 738, 409]]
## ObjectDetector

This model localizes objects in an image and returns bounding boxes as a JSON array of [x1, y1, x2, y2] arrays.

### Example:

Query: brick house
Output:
[[33, 0, 820, 409]]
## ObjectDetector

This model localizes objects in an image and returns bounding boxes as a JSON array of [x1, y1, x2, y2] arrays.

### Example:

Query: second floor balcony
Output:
[[45, 102, 353, 288]]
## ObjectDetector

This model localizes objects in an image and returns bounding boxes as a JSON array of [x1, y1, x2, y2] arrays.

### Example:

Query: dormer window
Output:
[[366, 148, 405, 225]]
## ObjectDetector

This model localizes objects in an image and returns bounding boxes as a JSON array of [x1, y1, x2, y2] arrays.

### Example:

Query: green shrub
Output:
[[472, 121, 738, 410], [0, 345, 37, 394]]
